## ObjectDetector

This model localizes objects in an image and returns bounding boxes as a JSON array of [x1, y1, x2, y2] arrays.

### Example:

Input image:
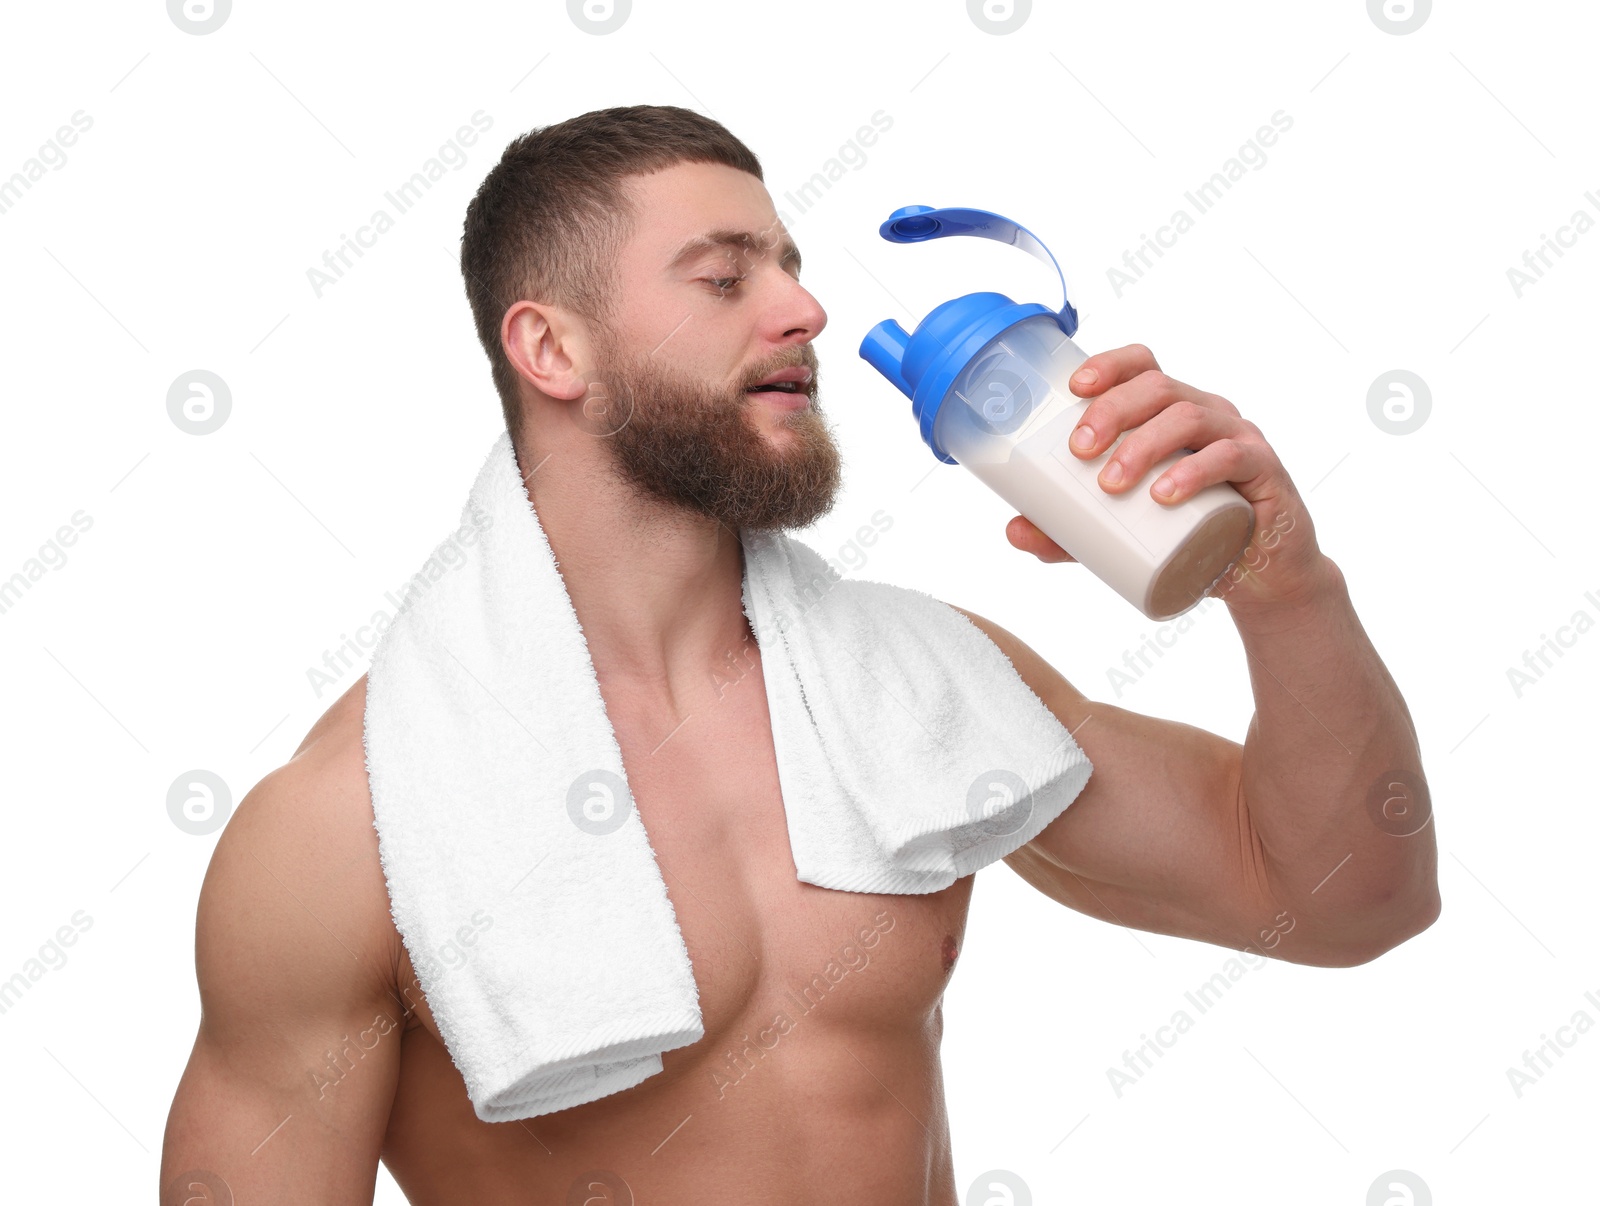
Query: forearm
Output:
[[1230, 554, 1439, 960]]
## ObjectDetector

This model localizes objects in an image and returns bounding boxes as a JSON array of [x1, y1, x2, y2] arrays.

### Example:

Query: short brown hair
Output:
[[459, 105, 764, 436]]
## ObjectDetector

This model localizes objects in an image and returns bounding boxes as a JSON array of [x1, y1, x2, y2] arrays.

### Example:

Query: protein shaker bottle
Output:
[[859, 204, 1255, 621]]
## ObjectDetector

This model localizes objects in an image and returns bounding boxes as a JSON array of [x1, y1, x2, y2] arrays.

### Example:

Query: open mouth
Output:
[[746, 381, 810, 407]]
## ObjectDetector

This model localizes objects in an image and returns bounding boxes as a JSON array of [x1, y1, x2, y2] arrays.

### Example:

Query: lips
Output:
[[747, 366, 814, 394], [749, 387, 810, 409]]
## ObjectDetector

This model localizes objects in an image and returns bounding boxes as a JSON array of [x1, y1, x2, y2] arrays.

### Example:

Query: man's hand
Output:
[[992, 344, 1438, 964], [1005, 343, 1333, 614]]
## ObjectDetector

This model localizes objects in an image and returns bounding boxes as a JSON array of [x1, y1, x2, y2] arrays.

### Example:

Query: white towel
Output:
[[363, 431, 1092, 1122]]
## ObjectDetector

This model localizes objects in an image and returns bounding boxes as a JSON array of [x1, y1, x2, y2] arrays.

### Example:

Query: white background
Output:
[[1, 1, 1595, 1202]]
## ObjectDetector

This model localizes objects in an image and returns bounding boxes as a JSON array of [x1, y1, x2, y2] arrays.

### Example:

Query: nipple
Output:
[[940, 934, 959, 973]]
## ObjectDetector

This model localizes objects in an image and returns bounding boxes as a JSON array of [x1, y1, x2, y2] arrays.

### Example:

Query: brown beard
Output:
[[582, 328, 842, 533]]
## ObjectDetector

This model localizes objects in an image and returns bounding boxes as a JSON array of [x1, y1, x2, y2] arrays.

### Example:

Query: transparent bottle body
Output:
[[931, 315, 1255, 619]]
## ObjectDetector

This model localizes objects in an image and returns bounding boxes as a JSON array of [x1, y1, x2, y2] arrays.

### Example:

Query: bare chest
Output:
[[615, 668, 973, 1044], [398, 654, 974, 1074], [378, 632, 976, 1199]]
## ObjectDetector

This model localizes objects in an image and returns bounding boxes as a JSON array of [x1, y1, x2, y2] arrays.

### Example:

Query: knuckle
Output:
[[1141, 368, 1175, 397]]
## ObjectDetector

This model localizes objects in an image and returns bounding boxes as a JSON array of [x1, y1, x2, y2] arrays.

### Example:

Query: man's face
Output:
[[579, 162, 841, 533]]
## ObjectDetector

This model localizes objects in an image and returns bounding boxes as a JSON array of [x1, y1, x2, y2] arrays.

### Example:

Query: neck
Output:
[[514, 435, 754, 704]]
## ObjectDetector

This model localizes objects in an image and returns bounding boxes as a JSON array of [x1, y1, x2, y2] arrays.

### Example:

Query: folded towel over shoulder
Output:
[[363, 431, 1091, 1122]]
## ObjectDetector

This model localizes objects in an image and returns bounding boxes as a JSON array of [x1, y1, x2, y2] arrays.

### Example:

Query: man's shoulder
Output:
[[807, 562, 1052, 690], [206, 673, 400, 991], [265, 673, 387, 882], [936, 601, 1091, 716], [258, 674, 384, 855], [939, 602, 1012, 655], [288, 671, 371, 768]]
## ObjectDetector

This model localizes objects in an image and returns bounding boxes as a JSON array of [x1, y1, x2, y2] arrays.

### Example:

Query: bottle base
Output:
[[1144, 502, 1255, 621]]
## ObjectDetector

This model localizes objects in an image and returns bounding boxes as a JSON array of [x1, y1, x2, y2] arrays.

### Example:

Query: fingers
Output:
[[1007, 515, 1077, 563], [1139, 429, 1269, 505], [1067, 367, 1242, 464], [1067, 343, 1160, 398], [1092, 400, 1254, 496]]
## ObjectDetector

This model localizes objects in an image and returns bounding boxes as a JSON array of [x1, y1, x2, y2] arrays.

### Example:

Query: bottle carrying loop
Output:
[[878, 204, 1079, 337]]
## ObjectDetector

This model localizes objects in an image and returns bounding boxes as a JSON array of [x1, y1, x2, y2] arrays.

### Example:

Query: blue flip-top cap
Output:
[[858, 205, 1080, 464]]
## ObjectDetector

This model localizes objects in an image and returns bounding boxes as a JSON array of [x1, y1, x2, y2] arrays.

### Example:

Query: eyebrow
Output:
[[666, 228, 803, 275]]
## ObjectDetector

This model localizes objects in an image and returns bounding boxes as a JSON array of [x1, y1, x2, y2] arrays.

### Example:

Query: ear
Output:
[[502, 300, 593, 402]]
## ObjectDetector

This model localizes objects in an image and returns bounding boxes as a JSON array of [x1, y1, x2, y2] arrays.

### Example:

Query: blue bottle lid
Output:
[[858, 205, 1080, 464]]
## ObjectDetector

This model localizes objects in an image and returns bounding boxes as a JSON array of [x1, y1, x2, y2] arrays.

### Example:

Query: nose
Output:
[[771, 275, 827, 344]]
